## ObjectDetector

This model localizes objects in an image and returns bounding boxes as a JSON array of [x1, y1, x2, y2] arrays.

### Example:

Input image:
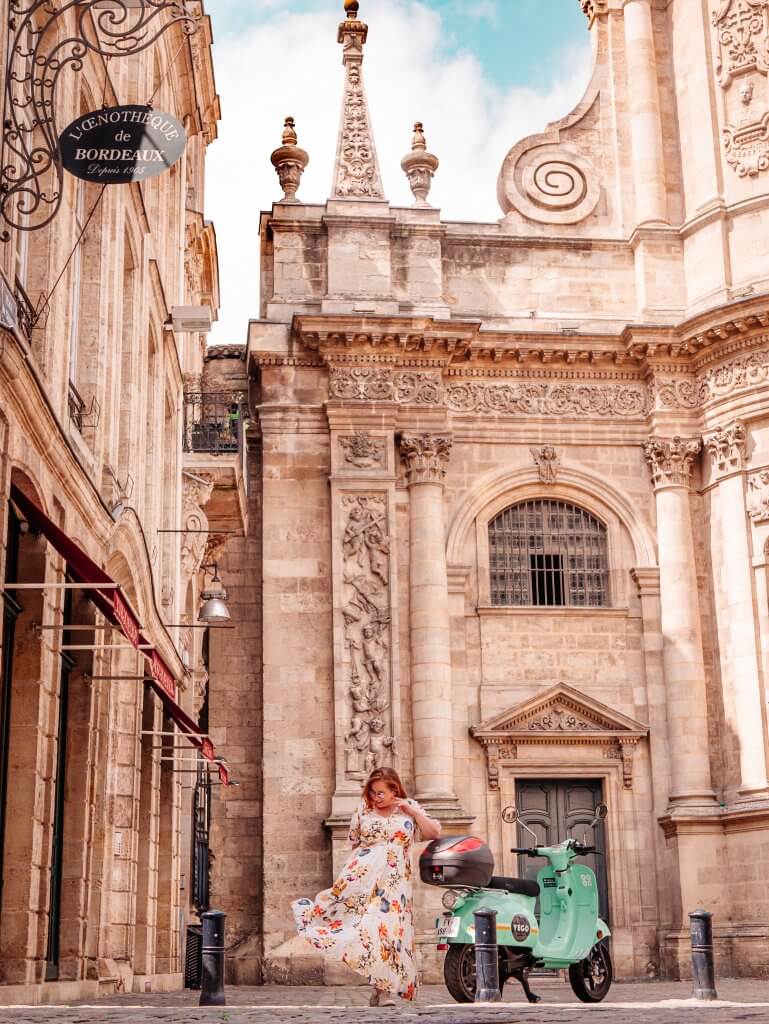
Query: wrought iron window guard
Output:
[[183, 392, 245, 456], [67, 377, 100, 432], [1, 1, 202, 240]]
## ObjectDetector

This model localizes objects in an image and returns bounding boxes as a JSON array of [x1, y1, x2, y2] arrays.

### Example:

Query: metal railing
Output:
[[67, 379, 86, 432], [183, 393, 245, 456], [14, 277, 37, 342]]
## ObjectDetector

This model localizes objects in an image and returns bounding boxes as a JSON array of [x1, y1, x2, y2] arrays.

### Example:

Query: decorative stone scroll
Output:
[[180, 474, 214, 579], [399, 434, 453, 486], [531, 445, 560, 483], [332, 1, 384, 199], [341, 494, 395, 778], [579, 0, 608, 27], [446, 380, 647, 418], [643, 436, 702, 489], [712, 1, 769, 175], [747, 469, 769, 520], [704, 420, 747, 474], [329, 367, 443, 404], [470, 683, 648, 791], [339, 430, 386, 469]]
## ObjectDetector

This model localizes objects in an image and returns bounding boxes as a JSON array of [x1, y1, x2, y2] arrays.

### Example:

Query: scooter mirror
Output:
[[501, 805, 519, 824], [589, 802, 609, 828]]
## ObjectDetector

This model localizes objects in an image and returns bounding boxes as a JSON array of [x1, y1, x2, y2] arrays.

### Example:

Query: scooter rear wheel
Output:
[[568, 941, 613, 1003], [443, 944, 506, 1003]]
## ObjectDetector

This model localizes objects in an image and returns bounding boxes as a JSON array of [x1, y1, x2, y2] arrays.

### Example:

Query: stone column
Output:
[[399, 434, 457, 809], [623, 0, 667, 225], [704, 421, 769, 801], [643, 436, 716, 808]]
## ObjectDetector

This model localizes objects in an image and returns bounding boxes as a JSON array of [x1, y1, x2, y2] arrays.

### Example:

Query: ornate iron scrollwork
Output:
[[2, 0, 201, 239]]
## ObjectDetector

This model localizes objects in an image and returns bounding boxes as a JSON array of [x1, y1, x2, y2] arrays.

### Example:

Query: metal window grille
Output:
[[489, 499, 608, 607], [67, 379, 86, 432]]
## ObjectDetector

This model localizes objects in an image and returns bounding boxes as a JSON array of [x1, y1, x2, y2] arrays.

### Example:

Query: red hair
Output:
[[362, 767, 406, 809]]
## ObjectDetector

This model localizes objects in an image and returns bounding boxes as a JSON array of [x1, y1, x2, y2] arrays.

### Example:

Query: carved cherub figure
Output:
[[364, 717, 395, 773], [361, 623, 387, 684], [364, 520, 390, 584]]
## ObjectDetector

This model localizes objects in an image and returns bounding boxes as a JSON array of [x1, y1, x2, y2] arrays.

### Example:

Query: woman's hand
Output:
[[394, 798, 417, 817], [395, 798, 441, 840]]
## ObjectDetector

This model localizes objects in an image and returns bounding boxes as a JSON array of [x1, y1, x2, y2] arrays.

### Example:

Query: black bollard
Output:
[[689, 909, 717, 1001], [199, 908, 227, 1006], [474, 907, 501, 1002]]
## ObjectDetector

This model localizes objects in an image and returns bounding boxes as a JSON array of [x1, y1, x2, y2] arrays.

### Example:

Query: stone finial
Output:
[[399, 434, 453, 486], [704, 420, 747, 476], [400, 121, 439, 206], [332, 0, 384, 199], [270, 116, 309, 203], [643, 436, 701, 490]]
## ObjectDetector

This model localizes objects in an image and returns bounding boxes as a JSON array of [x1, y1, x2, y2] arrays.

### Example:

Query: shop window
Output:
[[489, 499, 609, 607]]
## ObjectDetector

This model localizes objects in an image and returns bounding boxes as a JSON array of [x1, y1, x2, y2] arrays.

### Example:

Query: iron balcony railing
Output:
[[183, 392, 245, 456], [14, 277, 36, 342], [68, 379, 86, 432]]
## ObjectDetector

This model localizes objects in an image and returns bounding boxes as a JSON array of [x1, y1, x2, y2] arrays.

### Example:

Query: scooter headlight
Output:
[[442, 890, 460, 911]]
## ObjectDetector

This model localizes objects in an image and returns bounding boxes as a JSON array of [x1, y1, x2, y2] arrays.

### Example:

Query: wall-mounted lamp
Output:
[[107, 468, 134, 521], [198, 562, 230, 623]]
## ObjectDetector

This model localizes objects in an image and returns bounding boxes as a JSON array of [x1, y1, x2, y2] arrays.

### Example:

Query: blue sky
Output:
[[205, 0, 591, 343]]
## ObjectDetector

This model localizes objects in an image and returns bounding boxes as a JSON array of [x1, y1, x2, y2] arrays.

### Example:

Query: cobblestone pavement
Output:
[[1, 980, 768, 1023]]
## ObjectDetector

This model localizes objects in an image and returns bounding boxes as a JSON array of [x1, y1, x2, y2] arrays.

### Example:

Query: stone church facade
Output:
[[208, 0, 769, 983]]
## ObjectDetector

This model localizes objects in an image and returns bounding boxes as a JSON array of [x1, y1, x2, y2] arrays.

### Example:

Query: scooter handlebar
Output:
[[510, 847, 539, 856]]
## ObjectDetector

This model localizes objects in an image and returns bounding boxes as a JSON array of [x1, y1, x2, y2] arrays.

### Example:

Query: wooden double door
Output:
[[514, 778, 609, 923]]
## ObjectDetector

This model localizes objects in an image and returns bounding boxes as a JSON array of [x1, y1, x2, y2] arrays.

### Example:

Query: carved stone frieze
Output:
[[399, 434, 453, 486], [712, 1, 769, 175], [747, 469, 769, 520], [531, 445, 560, 483], [339, 430, 386, 469], [528, 705, 592, 732], [648, 377, 701, 411], [341, 494, 394, 778], [704, 419, 747, 474], [643, 436, 702, 489], [445, 380, 647, 418], [329, 366, 443, 404], [332, 2, 384, 199]]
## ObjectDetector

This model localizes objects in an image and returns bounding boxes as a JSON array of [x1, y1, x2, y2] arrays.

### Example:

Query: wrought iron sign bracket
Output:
[[2, 0, 201, 240]]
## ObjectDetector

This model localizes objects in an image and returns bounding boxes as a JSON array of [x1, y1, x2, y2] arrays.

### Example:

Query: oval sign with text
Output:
[[59, 105, 186, 184]]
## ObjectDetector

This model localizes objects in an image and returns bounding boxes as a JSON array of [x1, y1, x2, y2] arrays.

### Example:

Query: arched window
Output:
[[489, 499, 609, 607]]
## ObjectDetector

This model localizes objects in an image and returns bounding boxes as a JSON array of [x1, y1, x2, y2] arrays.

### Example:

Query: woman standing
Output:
[[292, 767, 441, 1005]]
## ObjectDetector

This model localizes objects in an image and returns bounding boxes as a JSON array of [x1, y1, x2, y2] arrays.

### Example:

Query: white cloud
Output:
[[205, 0, 591, 344]]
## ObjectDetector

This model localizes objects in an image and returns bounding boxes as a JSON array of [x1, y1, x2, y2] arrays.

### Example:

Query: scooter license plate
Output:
[[437, 917, 461, 939]]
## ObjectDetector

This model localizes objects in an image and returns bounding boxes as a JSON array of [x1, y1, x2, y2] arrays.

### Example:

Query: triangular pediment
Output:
[[470, 683, 648, 743]]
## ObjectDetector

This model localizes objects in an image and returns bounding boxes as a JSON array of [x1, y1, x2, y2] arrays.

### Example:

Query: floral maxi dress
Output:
[[292, 800, 423, 1001]]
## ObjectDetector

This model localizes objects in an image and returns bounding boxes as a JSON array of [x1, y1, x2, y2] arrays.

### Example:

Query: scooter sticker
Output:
[[511, 914, 531, 942]]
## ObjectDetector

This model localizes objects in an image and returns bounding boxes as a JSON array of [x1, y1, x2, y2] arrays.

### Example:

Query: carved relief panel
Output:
[[339, 493, 396, 779], [712, 1, 769, 176]]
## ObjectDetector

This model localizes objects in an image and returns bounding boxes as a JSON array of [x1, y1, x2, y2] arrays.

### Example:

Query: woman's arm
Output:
[[396, 799, 442, 841]]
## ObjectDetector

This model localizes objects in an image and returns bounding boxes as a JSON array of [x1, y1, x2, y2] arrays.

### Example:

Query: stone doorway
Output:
[[514, 778, 609, 924]]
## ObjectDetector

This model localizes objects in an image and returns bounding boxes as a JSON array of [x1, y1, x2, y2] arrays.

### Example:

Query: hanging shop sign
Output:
[[58, 105, 186, 185]]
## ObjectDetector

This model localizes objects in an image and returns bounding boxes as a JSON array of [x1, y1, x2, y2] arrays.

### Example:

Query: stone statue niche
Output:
[[341, 495, 395, 777]]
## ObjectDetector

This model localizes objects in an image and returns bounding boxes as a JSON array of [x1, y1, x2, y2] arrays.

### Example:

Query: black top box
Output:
[[419, 835, 494, 888]]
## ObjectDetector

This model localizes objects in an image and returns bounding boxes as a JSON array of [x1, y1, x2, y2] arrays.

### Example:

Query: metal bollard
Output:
[[689, 909, 717, 1001], [473, 907, 501, 1002], [199, 908, 227, 1006]]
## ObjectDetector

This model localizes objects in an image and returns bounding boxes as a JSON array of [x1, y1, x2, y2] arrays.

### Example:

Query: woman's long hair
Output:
[[362, 767, 407, 809]]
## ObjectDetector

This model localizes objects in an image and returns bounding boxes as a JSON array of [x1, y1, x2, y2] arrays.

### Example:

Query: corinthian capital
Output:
[[643, 436, 701, 490], [703, 420, 747, 476], [580, 0, 608, 27], [399, 434, 452, 486]]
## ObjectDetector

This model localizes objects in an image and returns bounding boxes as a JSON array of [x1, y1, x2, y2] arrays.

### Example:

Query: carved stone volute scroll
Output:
[[181, 474, 215, 579], [341, 494, 395, 778]]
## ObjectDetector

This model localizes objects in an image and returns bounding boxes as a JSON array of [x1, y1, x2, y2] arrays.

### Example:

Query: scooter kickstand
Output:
[[513, 969, 542, 1004]]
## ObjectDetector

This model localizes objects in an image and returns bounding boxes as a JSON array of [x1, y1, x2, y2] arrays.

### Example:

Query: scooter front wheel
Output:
[[443, 943, 505, 1003], [568, 941, 613, 1003]]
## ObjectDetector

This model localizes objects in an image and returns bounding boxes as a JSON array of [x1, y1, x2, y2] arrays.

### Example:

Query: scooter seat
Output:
[[488, 875, 540, 898]]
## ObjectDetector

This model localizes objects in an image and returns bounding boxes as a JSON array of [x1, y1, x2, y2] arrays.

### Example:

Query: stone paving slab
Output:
[[0, 980, 767, 1023]]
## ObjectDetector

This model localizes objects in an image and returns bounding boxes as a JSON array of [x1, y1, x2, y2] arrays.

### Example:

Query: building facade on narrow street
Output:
[[207, 0, 769, 987], [0, 0, 239, 1005]]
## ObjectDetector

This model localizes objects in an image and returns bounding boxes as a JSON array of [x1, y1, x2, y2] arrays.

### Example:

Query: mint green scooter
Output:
[[421, 803, 611, 1003]]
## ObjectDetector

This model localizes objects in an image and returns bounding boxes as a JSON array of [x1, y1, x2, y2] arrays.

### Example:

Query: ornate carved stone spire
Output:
[[643, 436, 701, 490], [331, 0, 385, 199], [399, 434, 453, 486], [704, 420, 747, 476], [270, 116, 309, 203], [401, 121, 439, 206]]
